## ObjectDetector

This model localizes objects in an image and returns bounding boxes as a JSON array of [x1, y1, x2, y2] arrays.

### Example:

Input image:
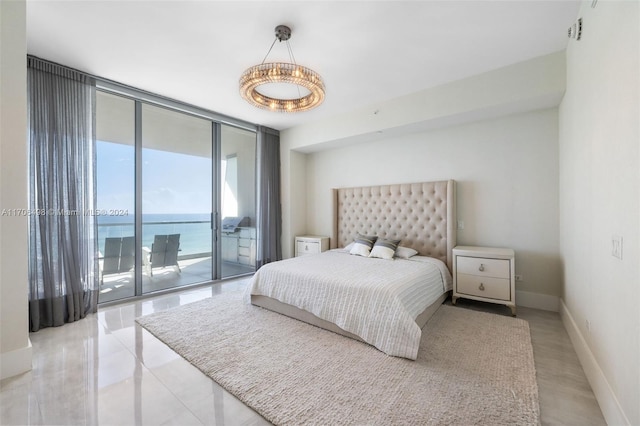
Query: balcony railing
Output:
[[98, 220, 212, 260]]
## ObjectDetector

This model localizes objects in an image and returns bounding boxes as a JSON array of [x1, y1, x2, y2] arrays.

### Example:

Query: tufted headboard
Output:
[[331, 180, 456, 272]]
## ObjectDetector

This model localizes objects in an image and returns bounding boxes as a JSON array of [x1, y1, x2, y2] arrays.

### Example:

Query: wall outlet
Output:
[[586, 319, 591, 333], [612, 235, 623, 260], [515, 274, 523, 282], [457, 220, 464, 230]]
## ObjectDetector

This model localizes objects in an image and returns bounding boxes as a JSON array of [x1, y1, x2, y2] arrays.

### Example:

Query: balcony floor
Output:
[[99, 257, 254, 304]]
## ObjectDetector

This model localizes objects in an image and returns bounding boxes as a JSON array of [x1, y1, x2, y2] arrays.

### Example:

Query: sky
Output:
[[96, 140, 212, 215]]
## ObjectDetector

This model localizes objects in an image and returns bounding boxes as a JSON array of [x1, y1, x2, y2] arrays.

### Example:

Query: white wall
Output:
[[306, 108, 560, 302], [280, 140, 307, 259], [284, 51, 565, 153], [0, 0, 32, 379], [559, 1, 639, 424]]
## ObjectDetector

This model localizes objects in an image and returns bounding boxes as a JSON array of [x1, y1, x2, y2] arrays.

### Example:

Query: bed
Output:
[[245, 180, 456, 360]]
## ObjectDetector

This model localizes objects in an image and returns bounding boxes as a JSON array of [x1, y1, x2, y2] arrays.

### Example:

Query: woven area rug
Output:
[[136, 292, 540, 425]]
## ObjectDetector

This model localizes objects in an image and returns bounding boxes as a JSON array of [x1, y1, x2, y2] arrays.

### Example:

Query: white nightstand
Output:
[[452, 246, 516, 315], [295, 235, 330, 257]]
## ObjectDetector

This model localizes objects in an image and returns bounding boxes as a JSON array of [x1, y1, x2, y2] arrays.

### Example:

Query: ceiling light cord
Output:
[[285, 41, 302, 99], [260, 38, 278, 65], [286, 40, 297, 65]]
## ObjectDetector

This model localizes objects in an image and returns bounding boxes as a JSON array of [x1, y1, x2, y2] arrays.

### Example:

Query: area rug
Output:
[[136, 292, 540, 425]]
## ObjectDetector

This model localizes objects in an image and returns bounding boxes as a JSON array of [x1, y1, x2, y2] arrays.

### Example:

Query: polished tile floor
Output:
[[1, 280, 605, 425]]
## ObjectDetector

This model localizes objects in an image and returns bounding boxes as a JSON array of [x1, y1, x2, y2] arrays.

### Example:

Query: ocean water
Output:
[[97, 213, 212, 256]]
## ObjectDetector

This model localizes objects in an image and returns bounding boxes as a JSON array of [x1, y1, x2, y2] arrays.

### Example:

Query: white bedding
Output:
[[244, 250, 452, 360]]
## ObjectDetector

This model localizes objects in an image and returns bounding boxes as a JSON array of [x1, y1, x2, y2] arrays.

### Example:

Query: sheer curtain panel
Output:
[[27, 57, 98, 332], [255, 126, 282, 267]]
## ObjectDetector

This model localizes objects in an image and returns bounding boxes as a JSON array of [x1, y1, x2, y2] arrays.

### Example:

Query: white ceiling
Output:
[[26, 1, 580, 131]]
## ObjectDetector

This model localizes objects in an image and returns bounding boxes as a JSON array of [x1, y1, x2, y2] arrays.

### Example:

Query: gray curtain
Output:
[[27, 57, 99, 332], [255, 126, 282, 267]]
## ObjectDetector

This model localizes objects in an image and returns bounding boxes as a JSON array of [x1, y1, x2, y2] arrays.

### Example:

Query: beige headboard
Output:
[[331, 180, 456, 272]]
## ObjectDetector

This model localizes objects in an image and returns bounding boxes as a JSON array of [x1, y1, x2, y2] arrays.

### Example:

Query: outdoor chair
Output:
[[101, 236, 135, 284], [149, 234, 181, 276]]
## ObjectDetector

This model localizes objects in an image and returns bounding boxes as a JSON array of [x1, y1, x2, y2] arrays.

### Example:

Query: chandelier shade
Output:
[[239, 25, 325, 113]]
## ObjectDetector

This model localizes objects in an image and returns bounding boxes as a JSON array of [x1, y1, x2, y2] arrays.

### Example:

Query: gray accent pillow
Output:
[[369, 238, 401, 260], [349, 234, 378, 257]]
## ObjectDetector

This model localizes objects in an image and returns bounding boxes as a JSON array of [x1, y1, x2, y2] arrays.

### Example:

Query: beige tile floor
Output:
[[1, 281, 606, 425]]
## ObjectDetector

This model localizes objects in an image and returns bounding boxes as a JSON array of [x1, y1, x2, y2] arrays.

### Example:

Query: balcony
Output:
[[98, 220, 254, 304]]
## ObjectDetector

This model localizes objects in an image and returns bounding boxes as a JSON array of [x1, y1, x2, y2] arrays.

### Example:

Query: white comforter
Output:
[[244, 250, 452, 360]]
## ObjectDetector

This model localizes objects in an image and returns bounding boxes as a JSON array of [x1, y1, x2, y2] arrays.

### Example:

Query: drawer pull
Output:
[[305, 245, 309, 251], [478, 264, 485, 272], [479, 283, 485, 291]]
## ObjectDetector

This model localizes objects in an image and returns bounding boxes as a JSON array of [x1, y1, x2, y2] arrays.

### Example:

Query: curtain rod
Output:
[[26, 54, 262, 134]]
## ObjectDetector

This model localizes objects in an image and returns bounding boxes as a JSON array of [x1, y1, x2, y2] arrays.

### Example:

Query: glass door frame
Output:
[[136, 101, 221, 294], [212, 121, 222, 282], [134, 100, 142, 295], [139, 101, 216, 294]]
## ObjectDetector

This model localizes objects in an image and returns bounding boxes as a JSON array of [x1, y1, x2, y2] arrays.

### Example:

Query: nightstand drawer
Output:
[[297, 241, 320, 255], [456, 256, 510, 279], [456, 274, 511, 301]]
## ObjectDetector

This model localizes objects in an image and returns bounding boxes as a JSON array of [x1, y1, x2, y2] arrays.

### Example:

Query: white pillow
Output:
[[344, 242, 355, 251], [395, 246, 419, 259], [369, 238, 401, 260], [349, 234, 377, 257]]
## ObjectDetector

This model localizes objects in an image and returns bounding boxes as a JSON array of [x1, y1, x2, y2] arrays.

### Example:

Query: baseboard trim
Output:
[[515, 290, 559, 312], [560, 299, 630, 426], [0, 339, 32, 380]]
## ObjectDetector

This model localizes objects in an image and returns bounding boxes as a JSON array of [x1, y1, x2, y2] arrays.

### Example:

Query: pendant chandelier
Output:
[[239, 25, 325, 113]]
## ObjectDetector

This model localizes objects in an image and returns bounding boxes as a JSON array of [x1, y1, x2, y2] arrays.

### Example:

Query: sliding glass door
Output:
[[220, 125, 257, 278], [141, 104, 213, 294], [96, 90, 256, 304]]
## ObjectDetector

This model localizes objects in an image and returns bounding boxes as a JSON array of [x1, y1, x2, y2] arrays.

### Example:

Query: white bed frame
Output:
[[251, 180, 457, 340]]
